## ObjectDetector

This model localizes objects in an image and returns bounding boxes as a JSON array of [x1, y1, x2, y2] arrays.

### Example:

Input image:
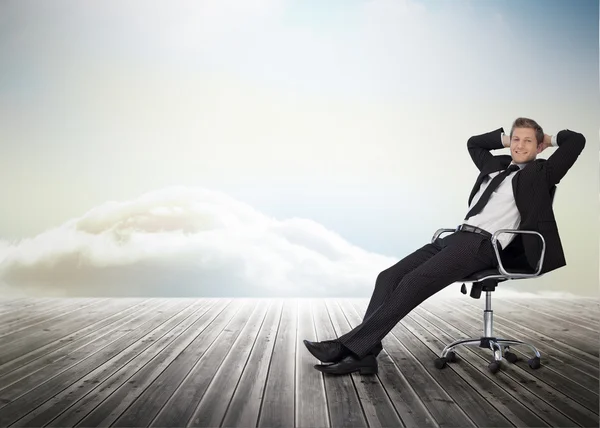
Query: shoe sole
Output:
[[359, 366, 378, 375], [315, 364, 378, 375]]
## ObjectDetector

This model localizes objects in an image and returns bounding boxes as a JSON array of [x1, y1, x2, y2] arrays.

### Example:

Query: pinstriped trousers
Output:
[[337, 230, 499, 359]]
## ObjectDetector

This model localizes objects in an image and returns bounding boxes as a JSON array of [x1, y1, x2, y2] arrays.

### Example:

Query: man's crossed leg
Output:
[[304, 231, 497, 375]]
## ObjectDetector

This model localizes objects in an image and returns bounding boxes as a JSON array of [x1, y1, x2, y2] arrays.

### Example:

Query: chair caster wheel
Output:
[[528, 356, 541, 369], [488, 361, 501, 374], [434, 351, 457, 369], [434, 357, 447, 369], [504, 351, 518, 364]]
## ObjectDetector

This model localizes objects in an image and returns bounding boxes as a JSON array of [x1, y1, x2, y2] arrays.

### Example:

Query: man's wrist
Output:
[[543, 133, 557, 146]]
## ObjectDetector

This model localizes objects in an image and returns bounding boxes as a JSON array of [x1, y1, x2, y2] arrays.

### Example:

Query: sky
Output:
[[0, 0, 598, 298]]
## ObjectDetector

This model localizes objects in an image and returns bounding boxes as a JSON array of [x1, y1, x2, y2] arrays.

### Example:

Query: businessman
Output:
[[304, 117, 586, 375]]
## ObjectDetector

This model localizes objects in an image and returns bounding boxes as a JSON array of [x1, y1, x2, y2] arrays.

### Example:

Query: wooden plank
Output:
[[422, 299, 599, 427], [539, 298, 599, 313], [424, 299, 599, 393], [525, 298, 600, 324], [0, 298, 55, 317], [325, 299, 404, 428], [407, 307, 581, 427], [339, 299, 438, 428], [71, 299, 239, 427], [344, 300, 476, 428], [0, 298, 149, 366], [0, 297, 131, 353], [190, 300, 284, 427], [294, 299, 329, 428], [0, 298, 166, 385], [0, 298, 78, 327], [256, 299, 298, 427], [312, 298, 367, 428], [498, 298, 599, 334], [0, 298, 192, 426], [41, 299, 224, 428], [108, 299, 257, 427], [2, 298, 109, 345], [0, 297, 28, 305], [0, 298, 159, 379], [0, 298, 109, 337], [5, 298, 209, 427], [434, 298, 600, 370], [220, 300, 283, 428], [0, 297, 95, 321], [150, 299, 268, 427]]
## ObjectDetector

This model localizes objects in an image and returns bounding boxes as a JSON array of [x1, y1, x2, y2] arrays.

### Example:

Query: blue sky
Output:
[[0, 0, 597, 297]]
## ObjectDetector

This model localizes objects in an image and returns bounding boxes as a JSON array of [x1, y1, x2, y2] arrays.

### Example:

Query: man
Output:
[[303, 117, 585, 375]]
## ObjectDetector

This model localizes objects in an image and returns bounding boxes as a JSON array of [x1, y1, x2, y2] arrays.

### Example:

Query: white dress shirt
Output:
[[461, 133, 558, 251]]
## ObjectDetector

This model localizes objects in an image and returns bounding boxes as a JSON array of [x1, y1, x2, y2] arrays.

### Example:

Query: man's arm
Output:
[[541, 129, 586, 186], [467, 127, 505, 172]]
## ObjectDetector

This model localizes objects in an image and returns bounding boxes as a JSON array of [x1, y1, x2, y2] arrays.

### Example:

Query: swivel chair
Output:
[[431, 187, 556, 374]]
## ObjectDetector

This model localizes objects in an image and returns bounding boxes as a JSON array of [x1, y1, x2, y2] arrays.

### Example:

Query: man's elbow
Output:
[[570, 130, 586, 155], [467, 136, 477, 148], [561, 129, 586, 150], [576, 132, 586, 150]]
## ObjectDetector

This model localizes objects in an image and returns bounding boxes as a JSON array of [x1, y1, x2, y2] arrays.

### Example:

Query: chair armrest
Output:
[[431, 228, 457, 243], [491, 229, 546, 278]]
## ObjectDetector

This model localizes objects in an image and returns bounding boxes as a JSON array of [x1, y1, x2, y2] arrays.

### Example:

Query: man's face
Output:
[[510, 127, 539, 164]]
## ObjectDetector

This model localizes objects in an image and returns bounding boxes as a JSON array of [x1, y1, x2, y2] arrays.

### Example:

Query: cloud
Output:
[[0, 186, 399, 297], [0, 186, 586, 299]]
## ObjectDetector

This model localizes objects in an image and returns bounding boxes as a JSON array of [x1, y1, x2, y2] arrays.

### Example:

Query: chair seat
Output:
[[460, 267, 535, 282]]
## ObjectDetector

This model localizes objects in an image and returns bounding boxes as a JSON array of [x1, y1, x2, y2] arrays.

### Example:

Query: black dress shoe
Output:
[[314, 354, 378, 375], [303, 339, 350, 363]]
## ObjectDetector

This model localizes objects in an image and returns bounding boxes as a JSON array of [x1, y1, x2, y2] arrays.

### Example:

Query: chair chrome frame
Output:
[[430, 226, 546, 372]]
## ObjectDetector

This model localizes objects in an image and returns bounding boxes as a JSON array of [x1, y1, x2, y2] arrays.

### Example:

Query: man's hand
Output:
[[537, 134, 553, 154]]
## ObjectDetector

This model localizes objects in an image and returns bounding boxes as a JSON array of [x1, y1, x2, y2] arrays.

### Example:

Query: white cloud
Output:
[[0, 186, 586, 299], [0, 186, 398, 297]]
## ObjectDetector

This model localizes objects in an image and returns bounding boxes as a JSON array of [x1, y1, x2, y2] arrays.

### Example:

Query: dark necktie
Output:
[[464, 164, 520, 221]]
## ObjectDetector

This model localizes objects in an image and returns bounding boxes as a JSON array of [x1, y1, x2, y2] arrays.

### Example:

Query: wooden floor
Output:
[[0, 296, 597, 428]]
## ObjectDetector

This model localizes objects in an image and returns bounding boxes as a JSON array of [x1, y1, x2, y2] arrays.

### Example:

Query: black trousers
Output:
[[337, 230, 499, 359]]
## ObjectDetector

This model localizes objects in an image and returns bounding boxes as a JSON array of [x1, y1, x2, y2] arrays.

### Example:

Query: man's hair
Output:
[[510, 117, 544, 145]]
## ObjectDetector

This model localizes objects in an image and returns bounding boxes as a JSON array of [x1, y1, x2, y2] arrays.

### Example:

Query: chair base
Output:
[[434, 336, 542, 373], [435, 290, 542, 373]]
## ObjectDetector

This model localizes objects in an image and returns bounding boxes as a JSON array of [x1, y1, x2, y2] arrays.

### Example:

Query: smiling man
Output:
[[508, 117, 552, 163], [303, 117, 586, 376]]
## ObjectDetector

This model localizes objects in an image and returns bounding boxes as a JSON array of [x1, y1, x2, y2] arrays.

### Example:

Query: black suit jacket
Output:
[[467, 127, 585, 274]]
